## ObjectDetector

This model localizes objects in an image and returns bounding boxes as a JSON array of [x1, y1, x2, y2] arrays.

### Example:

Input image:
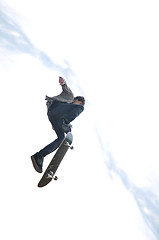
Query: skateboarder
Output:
[[31, 77, 85, 173]]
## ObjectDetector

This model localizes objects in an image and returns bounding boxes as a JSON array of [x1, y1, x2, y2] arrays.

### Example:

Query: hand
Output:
[[59, 76, 65, 86], [45, 95, 51, 100]]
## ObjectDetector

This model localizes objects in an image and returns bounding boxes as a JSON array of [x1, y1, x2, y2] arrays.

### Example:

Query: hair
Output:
[[74, 96, 85, 106]]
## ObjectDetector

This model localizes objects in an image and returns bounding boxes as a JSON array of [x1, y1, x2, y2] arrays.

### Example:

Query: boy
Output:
[[31, 77, 85, 173]]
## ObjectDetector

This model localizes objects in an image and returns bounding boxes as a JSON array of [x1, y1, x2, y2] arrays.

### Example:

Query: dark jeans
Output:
[[38, 112, 65, 158]]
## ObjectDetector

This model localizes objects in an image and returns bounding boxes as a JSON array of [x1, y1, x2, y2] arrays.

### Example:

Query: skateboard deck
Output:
[[38, 132, 73, 187]]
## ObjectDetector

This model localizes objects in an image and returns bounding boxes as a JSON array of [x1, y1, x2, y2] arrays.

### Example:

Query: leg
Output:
[[31, 115, 65, 173], [38, 121, 65, 158]]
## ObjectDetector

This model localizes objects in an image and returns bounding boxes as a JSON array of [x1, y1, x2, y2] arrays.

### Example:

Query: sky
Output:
[[0, 0, 159, 239]]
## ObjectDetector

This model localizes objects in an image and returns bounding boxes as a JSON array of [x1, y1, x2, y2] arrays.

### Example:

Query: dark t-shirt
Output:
[[48, 101, 84, 124]]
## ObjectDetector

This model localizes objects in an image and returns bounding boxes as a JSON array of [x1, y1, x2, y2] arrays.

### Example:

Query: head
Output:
[[73, 96, 85, 106]]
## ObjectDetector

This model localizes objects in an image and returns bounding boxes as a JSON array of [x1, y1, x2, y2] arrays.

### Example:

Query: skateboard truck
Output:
[[46, 171, 58, 180], [64, 141, 74, 149]]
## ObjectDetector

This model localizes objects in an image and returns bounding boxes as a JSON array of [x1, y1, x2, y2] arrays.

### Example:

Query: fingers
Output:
[[59, 76, 65, 85]]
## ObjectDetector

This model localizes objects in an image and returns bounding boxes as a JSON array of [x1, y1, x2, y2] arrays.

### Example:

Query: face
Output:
[[73, 99, 83, 105]]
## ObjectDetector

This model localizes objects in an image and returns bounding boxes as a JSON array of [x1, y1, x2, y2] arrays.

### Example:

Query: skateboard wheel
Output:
[[54, 176, 58, 181], [70, 146, 74, 150]]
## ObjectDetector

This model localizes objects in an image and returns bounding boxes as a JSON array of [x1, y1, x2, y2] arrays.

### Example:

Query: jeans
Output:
[[38, 113, 65, 158]]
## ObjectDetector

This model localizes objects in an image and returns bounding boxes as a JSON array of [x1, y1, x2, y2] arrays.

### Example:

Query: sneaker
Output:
[[31, 154, 43, 173]]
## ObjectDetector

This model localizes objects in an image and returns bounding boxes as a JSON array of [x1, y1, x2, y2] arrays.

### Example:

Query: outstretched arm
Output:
[[45, 77, 66, 100], [45, 76, 74, 104], [59, 77, 74, 100]]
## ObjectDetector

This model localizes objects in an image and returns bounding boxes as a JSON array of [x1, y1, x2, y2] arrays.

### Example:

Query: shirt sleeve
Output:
[[50, 83, 74, 103], [46, 82, 74, 110]]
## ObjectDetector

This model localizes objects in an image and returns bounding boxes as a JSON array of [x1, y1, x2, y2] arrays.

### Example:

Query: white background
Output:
[[0, 0, 159, 239]]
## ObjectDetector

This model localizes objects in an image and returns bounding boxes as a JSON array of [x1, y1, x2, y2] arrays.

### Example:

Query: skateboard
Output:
[[38, 132, 73, 187]]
